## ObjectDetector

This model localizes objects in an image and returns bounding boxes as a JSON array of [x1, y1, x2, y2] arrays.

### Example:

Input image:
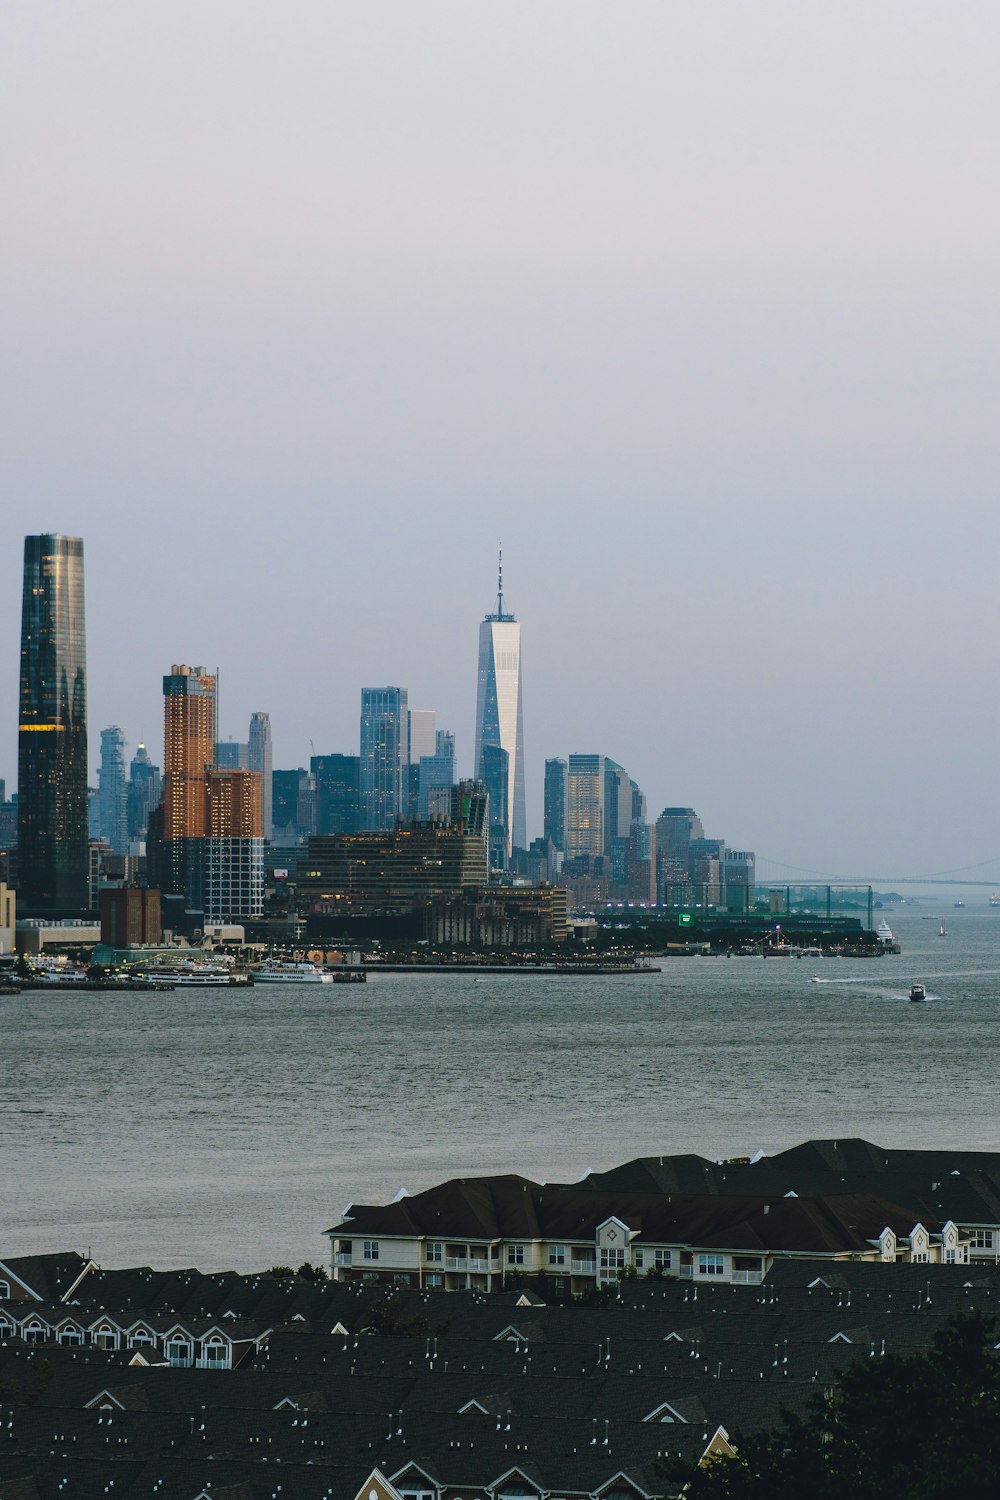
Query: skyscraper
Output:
[[162, 665, 217, 898], [360, 687, 408, 830], [203, 767, 264, 919], [603, 759, 634, 858], [248, 712, 273, 842], [544, 757, 567, 853], [312, 753, 362, 835], [215, 740, 249, 769], [17, 534, 89, 914], [96, 725, 128, 855], [566, 753, 606, 860], [479, 742, 509, 871], [418, 730, 456, 819], [126, 742, 162, 842], [474, 552, 525, 861]]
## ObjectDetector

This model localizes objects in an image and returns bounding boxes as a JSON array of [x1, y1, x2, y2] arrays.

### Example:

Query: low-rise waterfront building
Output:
[[325, 1174, 967, 1294]]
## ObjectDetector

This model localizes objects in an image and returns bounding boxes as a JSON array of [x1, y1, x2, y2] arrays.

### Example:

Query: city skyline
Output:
[[3, 5, 1000, 875]]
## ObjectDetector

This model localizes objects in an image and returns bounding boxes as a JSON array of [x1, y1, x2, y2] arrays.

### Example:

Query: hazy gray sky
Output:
[[2, 2, 998, 877]]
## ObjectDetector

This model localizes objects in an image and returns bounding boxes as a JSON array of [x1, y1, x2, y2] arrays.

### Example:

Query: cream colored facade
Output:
[[330, 1214, 971, 1294], [0, 882, 15, 953]]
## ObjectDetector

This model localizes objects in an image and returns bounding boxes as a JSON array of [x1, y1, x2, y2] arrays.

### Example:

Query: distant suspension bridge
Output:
[[754, 854, 1000, 889]]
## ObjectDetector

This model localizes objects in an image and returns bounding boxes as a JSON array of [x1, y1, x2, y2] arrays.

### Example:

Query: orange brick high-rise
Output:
[[163, 665, 217, 841]]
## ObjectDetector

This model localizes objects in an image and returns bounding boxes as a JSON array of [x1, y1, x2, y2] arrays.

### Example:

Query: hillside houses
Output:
[[2, 1249, 1000, 1498]]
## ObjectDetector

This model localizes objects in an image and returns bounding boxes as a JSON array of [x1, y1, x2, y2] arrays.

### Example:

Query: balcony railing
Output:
[[731, 1269, 763, 1284], [571, 1260, 597, 1274], [445, 1257, 491, 1272], [334, 1253, 353, 1267], [678, 1264, 693, 1278]]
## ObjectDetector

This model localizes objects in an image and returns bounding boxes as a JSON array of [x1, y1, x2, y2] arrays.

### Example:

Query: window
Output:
[[426, 1273, 443, 1288], [655, 1250, 673, 1270], [970, 1229, 994, 1249], [23, 1323, 46, 1344], [0, 1280, 9, 1299], [167, 1339, 192, 1367], [202, 1338, 228, 1367], [507, 1245, 525, 1265], [698, 1254, 725, 1277], [426, 1242, 442, 1262], [634, 1250, 644, 1268], [945, 1249, 957, 1264], [912, 1252, 929, 1263], [601, 1248, 625, 1270], [548, 1245, 566, 1266], [58, 1327, 83, 1346], [363, 1241, 379, 1261]]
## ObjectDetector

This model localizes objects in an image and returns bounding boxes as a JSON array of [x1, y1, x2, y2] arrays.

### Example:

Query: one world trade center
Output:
[[474, 552, 526, 865]]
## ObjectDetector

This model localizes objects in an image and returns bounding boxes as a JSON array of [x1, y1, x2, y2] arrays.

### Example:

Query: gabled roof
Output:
[[0, 1253, 93, 1303], [327, 1174, 544, 1240]]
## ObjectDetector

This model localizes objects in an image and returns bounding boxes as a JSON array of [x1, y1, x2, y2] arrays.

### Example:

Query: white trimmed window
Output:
[[0, 1280, 9, 1299], [58, 1326, 83, 1346], [633, 1250, 644, 1268], [601, 1248, 625, 1270], [655, 1249, 673, 1269], [507, 1245, 525, 1265], [426, 1273, 443, 1287], [912, 1252, 929, 1263], [548, 1245, 566, 1266], [698, 1254, 725, 1277], [363, 1241, 380, 1261], [970, 1229, 994, 1250], [167, 1338, 192, 1367], [426, 1242, 442, 1262]]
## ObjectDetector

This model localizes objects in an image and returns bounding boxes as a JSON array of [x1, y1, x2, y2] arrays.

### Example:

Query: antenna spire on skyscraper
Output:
[[497, 542, 504, 617]]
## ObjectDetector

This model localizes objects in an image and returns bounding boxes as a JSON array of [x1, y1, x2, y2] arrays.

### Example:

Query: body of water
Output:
[[3, 898, 998, 1270]]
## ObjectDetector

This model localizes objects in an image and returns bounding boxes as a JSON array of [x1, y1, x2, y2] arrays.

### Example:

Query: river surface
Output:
[[2, 899, 999, 1271]]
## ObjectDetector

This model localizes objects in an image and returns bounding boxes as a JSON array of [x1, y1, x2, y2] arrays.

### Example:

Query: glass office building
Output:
[[18, 534, 90, 914], [360, 687, 408, 830]]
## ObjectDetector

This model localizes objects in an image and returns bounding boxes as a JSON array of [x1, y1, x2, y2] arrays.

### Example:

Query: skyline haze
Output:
[[2, 3, 998, 877]]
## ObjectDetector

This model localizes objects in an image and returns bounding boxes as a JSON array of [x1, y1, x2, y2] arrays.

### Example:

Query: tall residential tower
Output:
[[474, 553, 525, 862], [17, 534, 89, 914]]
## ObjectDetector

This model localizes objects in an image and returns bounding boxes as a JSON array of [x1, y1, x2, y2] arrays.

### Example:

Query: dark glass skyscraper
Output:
[[360, 687, 408, 830], [18, 534, 89, 914]]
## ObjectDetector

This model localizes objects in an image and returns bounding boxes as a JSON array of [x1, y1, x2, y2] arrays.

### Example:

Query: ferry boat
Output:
[[876, 919, 894, 944], [139, 961, 247, 987], [253, 960, 333, 984]]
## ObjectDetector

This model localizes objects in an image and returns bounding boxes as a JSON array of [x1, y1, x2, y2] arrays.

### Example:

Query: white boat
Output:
[[909, 983, 927, 1003], [876, 919, 894, 943], [939, 923, 947, 937], [139, 961, 241, 987], [254, 960, 333, 985]]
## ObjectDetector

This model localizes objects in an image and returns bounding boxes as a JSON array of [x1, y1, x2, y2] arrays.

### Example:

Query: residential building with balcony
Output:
[[326, 1174, 966, 1296]]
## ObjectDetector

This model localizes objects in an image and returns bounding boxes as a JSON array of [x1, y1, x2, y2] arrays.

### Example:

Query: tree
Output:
[[670, 1313, 1000, 1500], [296, 1260, 328, 1283]]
